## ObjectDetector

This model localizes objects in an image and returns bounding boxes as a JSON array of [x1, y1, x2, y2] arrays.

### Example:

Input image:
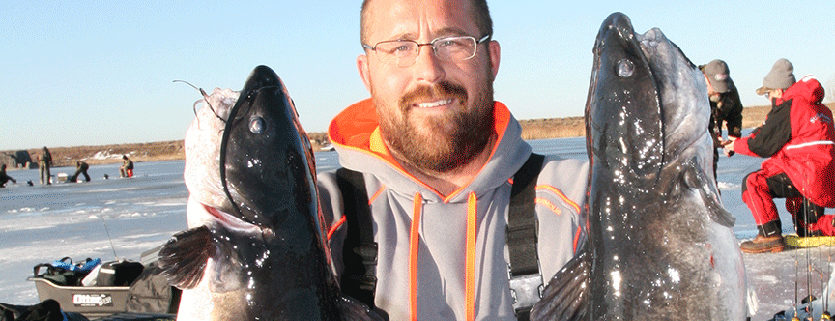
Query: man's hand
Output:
[[713, 135, 722, 146], [722, 137, 736, 157]]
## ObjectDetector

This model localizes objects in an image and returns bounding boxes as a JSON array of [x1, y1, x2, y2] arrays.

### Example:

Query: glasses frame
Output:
[[362, 34, 492, 67]]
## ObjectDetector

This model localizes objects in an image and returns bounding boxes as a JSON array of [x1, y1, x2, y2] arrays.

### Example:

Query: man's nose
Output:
[[411, 44, 445, 83]]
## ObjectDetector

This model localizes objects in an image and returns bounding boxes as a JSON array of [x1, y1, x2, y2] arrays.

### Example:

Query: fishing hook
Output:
[[173, 79, 226, 125]]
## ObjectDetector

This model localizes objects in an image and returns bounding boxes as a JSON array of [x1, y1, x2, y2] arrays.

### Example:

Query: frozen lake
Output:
[[1, 137, 831, 320]]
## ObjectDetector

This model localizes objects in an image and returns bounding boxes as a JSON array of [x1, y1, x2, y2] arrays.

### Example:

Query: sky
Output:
[[1, 1, 834, 151]]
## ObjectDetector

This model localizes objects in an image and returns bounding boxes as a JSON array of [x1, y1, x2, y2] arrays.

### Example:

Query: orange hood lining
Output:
[[328, 99, 513, 199]]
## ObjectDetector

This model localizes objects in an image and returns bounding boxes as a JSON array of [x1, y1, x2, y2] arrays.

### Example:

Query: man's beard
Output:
[[377, 81, 495, 173]]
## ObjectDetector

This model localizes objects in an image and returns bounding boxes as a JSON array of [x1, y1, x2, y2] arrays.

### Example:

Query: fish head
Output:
[[184, 66, 319, 230], [586, 12, 664, 185], [171, 66, 346, 319], [219, 65, 319, 230], [586, 12, 714, 192], [637, 28, 713, 174]]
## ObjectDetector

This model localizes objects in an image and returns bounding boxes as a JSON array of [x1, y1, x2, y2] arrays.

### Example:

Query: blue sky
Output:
[[2, 1, 834, 151]]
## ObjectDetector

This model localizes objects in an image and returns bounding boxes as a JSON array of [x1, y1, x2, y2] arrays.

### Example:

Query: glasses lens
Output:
[[373, 41, 417, 66], [433, 36, 477, 61], [375, 41, 416, 57], [370, 36, 481, 67]]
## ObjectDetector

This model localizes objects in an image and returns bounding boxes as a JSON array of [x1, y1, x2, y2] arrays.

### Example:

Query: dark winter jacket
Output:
[[41, 147, 52, 165], [709, 81, 744, 143], [0, 168, 14, 186], [734, 76, 835, 207]]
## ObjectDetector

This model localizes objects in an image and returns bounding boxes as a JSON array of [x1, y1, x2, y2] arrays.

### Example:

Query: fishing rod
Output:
[[795, 233, 801, 320], [824, 240, 832, 319], [98, 215, 119, 260], [801, 184, 813, 320]]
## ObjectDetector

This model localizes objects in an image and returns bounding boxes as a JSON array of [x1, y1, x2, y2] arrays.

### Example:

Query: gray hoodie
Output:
[[319, 99, 589, 320]]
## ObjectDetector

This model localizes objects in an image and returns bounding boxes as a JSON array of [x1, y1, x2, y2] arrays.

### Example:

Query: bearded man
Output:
[[318, 1, 589, 320]]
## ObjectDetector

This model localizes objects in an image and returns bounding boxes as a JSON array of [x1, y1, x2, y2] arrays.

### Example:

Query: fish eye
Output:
[[617, 58, 634, 78], [249, 116, 265, 134]]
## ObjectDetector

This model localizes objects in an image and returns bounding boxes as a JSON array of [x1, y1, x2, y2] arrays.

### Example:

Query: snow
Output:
[[1, 139, 831, 320]]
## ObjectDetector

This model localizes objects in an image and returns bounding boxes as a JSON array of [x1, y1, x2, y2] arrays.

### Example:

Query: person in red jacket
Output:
[[725, 58, 835, 253]]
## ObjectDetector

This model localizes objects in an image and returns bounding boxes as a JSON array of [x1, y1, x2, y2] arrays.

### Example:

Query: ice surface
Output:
[[0, 140, 829, 320]]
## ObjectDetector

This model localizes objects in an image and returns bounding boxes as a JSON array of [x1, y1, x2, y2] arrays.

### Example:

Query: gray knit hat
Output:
[[756, 58, 795, 95], [703, 59, 731, 93]]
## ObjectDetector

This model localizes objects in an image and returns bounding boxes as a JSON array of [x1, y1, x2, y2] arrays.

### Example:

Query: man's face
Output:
[[766, 89, 782, 101], [704, 74, 722, 102], [358, 0, 500, 172]]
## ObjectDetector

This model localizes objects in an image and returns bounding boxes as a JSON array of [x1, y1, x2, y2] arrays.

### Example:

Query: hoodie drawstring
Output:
[[409, 192, 422, 321], [465, 192, 478, 321], [408, 192, 478, 321]]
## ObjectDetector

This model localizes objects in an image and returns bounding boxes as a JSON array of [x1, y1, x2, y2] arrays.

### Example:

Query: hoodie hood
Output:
[[784, 75, 825, 105], [328, 99, 532, 203]]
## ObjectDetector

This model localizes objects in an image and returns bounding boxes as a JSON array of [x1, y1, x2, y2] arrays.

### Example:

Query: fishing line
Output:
[[825, 240, 832, 319], [801, 184, 812, 319], [806, 245, 813, 319], [816, 235, 827, 320], [98, 215, 119, 260], [795, 216, 801, 318], [173, 79, 225, 125], [800, 170, 816, 319]]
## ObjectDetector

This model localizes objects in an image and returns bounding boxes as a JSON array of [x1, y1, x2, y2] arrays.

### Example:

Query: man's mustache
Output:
[[399, 81, 468, 108]]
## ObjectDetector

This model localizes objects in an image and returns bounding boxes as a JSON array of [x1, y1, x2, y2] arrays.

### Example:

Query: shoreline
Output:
[[5, 103, 833, 169]]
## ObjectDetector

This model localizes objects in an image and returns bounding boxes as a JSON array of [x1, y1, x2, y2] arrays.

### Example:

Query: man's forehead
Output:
[[364, 0, 478, 41], [387, 27, 472, 41]]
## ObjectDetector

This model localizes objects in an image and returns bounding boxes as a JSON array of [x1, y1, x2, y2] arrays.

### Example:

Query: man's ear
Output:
[[358, 54, 372, 93], [488, 40, 501, 81]]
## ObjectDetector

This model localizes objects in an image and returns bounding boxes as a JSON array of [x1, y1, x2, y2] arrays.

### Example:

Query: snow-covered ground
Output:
[[1, 138, 831, 320]]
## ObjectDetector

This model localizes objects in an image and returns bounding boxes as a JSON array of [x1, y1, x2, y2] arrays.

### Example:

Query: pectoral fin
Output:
[[682, 163, 735, 227], [157, 225, 213, 289], [337, 296, 387, 321], [530, 249, 591, 321]]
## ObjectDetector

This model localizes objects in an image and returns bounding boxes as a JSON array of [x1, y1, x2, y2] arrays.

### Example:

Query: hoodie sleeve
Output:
[[317, 170, 347, 278], [721, 90, 744, 138], [736, 100, 792, 158]]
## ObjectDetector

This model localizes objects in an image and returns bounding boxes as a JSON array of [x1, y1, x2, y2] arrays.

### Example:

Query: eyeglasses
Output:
[[362, 34, 491, 67]]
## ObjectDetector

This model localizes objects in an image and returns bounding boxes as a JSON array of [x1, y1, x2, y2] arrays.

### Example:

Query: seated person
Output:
[[725, 59, 835, 253], [120, 155, 134, 178]]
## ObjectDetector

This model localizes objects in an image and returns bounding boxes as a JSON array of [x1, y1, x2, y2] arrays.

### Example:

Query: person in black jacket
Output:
[[68, 161, 91, 183], [0, 164, 16, 188], [700, 59, 744, 181], [39, 146, 52, 185]]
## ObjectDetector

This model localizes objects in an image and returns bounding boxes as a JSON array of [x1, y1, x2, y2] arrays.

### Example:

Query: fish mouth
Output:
[[201, 202, 271, 236]]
